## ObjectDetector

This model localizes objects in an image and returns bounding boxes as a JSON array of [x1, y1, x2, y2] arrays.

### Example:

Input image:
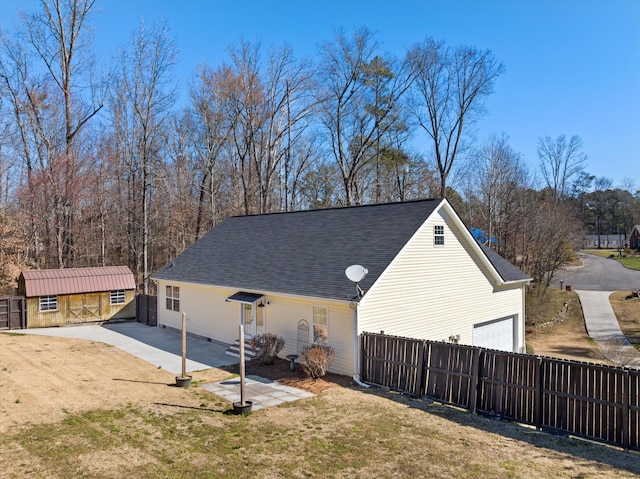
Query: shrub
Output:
[[300, 345, 335, 379], [250, 333, 285, 365]]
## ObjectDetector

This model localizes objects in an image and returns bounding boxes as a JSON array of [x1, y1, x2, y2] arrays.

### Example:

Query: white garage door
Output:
[[473, 317, 514, 352]]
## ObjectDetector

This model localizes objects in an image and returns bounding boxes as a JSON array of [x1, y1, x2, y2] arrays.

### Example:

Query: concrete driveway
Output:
[[14, 322, 238, 375], [554, 253, 640, 368]]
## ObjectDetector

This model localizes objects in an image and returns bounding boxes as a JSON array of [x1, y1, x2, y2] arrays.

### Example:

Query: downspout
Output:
[[521, 284, 527, 353], [351, 300, 370, 388]]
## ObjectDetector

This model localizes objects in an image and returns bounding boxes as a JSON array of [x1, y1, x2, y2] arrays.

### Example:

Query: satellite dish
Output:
[[345, 264, 368, 283]]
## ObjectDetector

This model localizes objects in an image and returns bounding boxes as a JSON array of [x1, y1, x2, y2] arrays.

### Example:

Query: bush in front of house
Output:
[[250, 333, 285, 365], [300, 345, 335, 379]]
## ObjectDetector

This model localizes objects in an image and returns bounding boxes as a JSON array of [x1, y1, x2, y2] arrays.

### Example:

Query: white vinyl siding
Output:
[[156, 280, 355, 375], [358, 207, 525, 353]]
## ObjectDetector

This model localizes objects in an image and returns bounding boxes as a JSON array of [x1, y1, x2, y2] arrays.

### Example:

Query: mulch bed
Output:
[[229, 357, 353, 394]]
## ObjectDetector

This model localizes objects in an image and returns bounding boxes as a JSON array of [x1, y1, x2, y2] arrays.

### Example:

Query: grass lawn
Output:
[[610, 290, 640, 351], [2, 333, 639, 478], [4, 387, 640, 478], [616, 256, 640, 271], [583, 249, 640, 271]]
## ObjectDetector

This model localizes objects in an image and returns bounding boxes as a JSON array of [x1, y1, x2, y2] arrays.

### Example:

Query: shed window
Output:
[[312, 305, 329, 345], [434, 225, 445, 246], [166, 285, 180, 311], [39, 295, 58, 312], [110, 290, 126, 305]]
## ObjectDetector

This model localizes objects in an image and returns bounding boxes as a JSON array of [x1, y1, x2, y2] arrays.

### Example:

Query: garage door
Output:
[[473, 317, 514, 352]]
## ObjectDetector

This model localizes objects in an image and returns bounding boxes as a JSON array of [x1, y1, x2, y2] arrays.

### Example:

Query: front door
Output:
[[242, 302, 265, 338]]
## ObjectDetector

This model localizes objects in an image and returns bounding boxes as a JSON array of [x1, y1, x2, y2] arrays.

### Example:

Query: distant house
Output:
[[630, 225, 640, 249], [154, 199, 531, 378], [18, 266, 136, 328], [582, 234, 627, 249]]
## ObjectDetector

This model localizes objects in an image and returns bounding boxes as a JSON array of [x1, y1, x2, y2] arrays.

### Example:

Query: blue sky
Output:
[[2, 0, 638, 189]]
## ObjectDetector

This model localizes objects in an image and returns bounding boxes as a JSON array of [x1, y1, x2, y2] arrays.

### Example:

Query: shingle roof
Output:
[[20, 266, 136, 297], [154, 199, 529, 301], [478, 244, 530, 283]]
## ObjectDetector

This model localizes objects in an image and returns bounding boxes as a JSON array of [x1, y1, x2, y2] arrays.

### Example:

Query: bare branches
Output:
[[409, 37, 504, 197], [538, 134, 587, 201]]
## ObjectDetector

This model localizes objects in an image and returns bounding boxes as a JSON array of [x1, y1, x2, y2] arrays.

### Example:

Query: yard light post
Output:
[[233, 324, 253, 414], [175, 312, 192, 387]]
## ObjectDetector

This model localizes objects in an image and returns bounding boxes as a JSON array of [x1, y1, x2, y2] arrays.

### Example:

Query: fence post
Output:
[[470, 347, 480, 414], [21, 297, 26, 328], [622, 369, 630, 451], [415, 340, 426, 397], [360, 333, 367, 383], [535, 357, 543, 431]]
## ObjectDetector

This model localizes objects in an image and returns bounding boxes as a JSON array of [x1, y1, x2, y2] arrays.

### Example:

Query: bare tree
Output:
[[222, 40, 317, 214], [188, 64, 235, 235], [538, 134, 587, 201], [409, 37, 504, 197], [521, 196, 582, 293], [0, 0, 102, 267], [316, 27, 415, 205], [109, 20, 177, 292], [468, 134, 529, 261]]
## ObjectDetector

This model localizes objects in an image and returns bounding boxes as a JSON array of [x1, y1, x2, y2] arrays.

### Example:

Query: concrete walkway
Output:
[[201, 375, 314, 411], [576, 290, 640, 368], [12, 322, 236, 375]]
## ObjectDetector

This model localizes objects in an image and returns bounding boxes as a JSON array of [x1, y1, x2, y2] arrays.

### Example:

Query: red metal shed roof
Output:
[[20, 266, 136, 297]]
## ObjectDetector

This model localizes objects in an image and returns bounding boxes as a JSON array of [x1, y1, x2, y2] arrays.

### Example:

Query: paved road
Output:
[[553, 254, 640, 368], [554, 253, 640, 291]]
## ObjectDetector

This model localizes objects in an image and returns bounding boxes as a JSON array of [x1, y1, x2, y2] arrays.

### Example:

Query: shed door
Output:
[[473, 317, 514, 352], [68, 294, 101, 323]]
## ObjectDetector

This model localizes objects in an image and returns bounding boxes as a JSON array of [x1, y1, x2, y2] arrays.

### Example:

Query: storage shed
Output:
[[18, 266, 136, 328]]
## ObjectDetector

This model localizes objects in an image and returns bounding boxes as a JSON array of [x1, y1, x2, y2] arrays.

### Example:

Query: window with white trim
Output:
[[39, 295, 58, 312], [434, 225, 445, 246], [110, 290, 126, 305], [312, 305, 329, 345], [166, 285, 180, 311]]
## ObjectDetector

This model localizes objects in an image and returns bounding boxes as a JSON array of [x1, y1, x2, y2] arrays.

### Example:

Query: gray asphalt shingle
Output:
[[154, 199, 529, 300]]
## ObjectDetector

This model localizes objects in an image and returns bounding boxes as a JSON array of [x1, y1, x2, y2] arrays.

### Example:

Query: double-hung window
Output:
[[39, 295, 58, 312], [312, 305, 329, 345], [110, 290, 126, 305], [166, 285, 180, 311], [434, 225, 445, 246]]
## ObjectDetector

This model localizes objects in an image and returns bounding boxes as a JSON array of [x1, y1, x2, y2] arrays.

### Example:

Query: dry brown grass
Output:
[[610, 290, 640, 347], [2, 332, 639, 478], [525, 289, 602, 362]]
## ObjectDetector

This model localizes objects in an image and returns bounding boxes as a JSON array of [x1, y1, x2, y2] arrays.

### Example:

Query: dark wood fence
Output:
[[136, 294, 157, 326], [361, 332, 640, 452], [0, 296, 26, 329]]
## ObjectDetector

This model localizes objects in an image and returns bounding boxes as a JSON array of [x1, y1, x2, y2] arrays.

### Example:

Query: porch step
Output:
[[224, 340, 259, 360]]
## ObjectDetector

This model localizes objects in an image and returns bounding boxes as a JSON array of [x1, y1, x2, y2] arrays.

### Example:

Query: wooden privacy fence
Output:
[[360, 332, 640, 452], [136, 294, 157, 326], [0, 296, 26, 329]]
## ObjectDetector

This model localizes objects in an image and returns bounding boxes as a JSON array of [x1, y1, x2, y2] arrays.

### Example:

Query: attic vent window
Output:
[[434, 225, 445, 246]]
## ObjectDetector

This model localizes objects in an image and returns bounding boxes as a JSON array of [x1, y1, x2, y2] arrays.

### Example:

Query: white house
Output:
[[153, 198, 531, 378]]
